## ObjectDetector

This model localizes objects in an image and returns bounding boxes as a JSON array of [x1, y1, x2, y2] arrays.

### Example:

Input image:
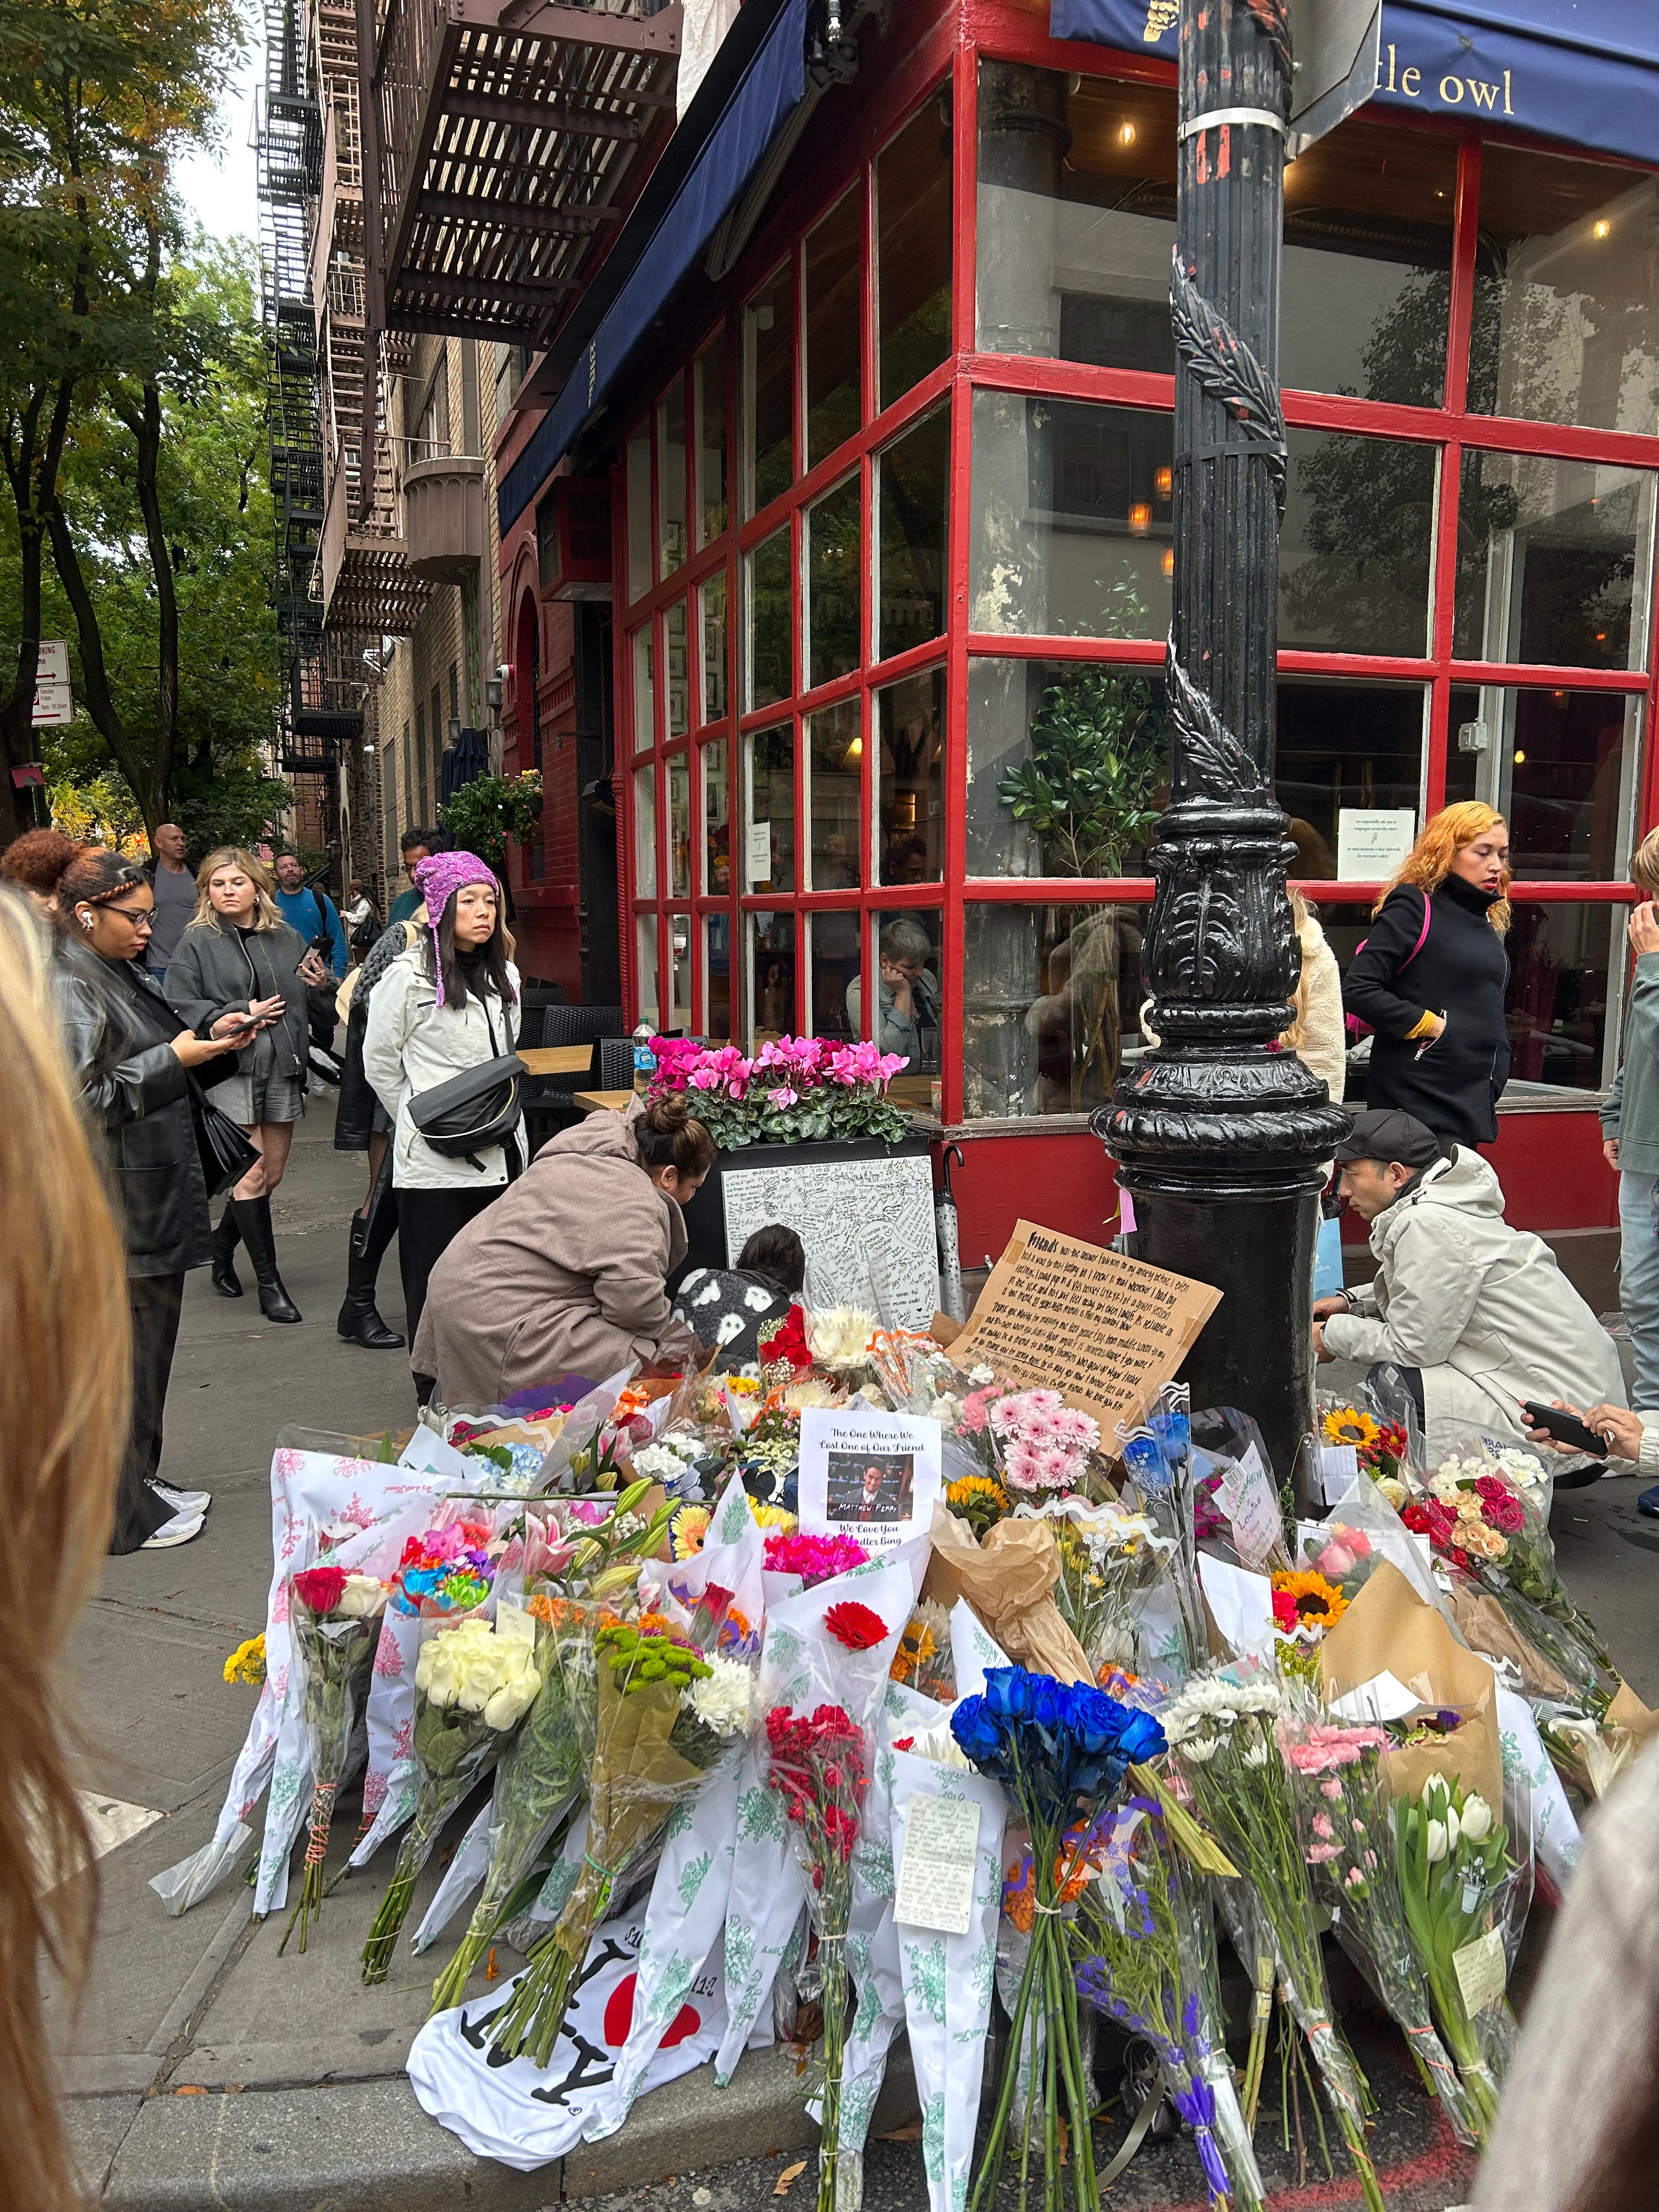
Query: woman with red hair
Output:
[[1343, 802, 1512, 1150]]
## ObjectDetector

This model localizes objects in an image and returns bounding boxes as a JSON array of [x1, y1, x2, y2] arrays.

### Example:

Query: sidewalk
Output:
[[55, 1098, 1655, 2208]]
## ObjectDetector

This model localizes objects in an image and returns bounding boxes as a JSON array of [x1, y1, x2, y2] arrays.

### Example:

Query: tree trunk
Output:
[[125, 376, 179, 823], [44, 495, 157, 842], [0, 380, 76, 849]]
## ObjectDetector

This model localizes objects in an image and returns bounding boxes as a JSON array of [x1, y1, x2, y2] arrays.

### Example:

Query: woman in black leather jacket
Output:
[[54, 851, 257, 1552]]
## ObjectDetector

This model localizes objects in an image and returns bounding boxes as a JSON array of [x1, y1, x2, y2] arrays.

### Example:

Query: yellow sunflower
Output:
[[1271, 1568, 1350, 1631], [1321, 1406, 1380, 1452], [749, 1503, 798, 1535], [945, 1474, 1010, 1538], [890, 1617, 938, 1685]]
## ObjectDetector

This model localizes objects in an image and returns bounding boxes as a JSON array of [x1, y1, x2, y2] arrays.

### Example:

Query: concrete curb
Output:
[[73, 2040, 919, 2210]]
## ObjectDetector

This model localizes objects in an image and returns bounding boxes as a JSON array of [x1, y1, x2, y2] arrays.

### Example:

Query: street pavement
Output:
[[54, 1096, 1655, 2208]]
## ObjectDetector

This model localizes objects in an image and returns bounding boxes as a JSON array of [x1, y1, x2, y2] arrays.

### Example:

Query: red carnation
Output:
[[824, 1600, 888, 1652], [292, 1565, 347, 1616]]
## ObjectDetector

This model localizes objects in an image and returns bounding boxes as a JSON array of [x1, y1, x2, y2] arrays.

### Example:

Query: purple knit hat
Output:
[[413, 850, 498, 1006]]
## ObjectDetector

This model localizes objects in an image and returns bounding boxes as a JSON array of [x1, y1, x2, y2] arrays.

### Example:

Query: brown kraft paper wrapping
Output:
[[1319, 1559, 1503, 1811], [1443, 1583, 1576, 1705], [924, 1506, 1093, 1688]]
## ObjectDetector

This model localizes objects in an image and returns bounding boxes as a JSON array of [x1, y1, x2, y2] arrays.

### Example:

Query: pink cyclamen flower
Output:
[[767, 1086, 799, 1109]]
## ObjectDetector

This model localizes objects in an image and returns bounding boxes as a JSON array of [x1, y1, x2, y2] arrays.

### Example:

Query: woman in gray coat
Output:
[[163, 847, 337, 1323]]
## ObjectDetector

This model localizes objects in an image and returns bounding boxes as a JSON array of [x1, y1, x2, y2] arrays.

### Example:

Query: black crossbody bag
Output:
[[407, 998, 525, 1171]]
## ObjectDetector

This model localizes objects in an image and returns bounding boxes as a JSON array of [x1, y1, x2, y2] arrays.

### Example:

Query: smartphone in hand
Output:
[[1521, 1401, 1609, 1456]]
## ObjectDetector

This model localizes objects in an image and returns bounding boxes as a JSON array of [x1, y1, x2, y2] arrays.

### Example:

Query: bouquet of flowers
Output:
[[489, 1612, 751, 2065], [1278, 1718, 1480, 2147], [950, 1669, 1165, 2212], [955, 1384, 1099, 1497], [944, 1471, 1011, 1539], [1070, 1792, 1264, 2212], [278, 1565, 388, 1953], [889, 1600, 957, 1702], [764, 1531, 868, 1587], [1395, 1770, 1516, 2140], [360, 1607, 540, 1983], [1160, 1676, 1385, 2211], [1017, 1496, 1175, 1672]]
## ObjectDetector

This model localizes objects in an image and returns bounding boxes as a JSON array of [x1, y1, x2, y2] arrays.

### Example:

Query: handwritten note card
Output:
[[948, 1220, 1221, 1436], [893, 1792, 982, 1936]]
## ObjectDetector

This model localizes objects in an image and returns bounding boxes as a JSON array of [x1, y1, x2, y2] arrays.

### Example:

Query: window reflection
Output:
[[878, 407, 949, 663], [970, 391, 1172, 637], [665, 600, 689, 740], [695, 334, 728, 546], [701, 572, 728, 724], [807, 473, 861, 689], [636, 916, 660, 1027], [633, 765, 656, 898], [966, 658, 1168, 878], [1279, 427, 1436, 657], [704, 913, 732, 1043], [1276, 681, 1426, 878], [878, 97, 952, 408], [627, 426, 652, 603], [805, 190, 863, 469], [746, 524, 791, 710], [702, 737, 730, 895], [668, 913, 692, 1032], [878, 667, 944, 885], [1444, 684, 1639, 883], [667, 752, 690, 898], [1505, 901, 1617, 1091], [745, 723, 795, 892], [632, 624, 654, 752], [963, 903, 1147, 1117], [1453, 451, 1654, 670], [809, 911, 861, 1043], [744, 266, 793, 515], [658, 381, 687, 577], [808, 697, 863, 889], [749, 911, 796, 1043], [1471, 148, 1659, 436]]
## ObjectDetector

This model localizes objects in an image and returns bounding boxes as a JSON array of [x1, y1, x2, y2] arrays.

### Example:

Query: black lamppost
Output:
[[1099, 0, 1348, 1500]]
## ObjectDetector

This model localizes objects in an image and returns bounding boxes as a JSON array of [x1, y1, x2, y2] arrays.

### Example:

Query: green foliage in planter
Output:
[[438, 771, 543, 876]]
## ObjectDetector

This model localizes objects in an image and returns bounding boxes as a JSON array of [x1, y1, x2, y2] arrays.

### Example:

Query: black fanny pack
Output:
[[407, 1002, 525, 1169]]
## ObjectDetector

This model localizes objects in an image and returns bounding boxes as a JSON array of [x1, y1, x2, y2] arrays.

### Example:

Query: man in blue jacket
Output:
[[273, 851, 347, 979]]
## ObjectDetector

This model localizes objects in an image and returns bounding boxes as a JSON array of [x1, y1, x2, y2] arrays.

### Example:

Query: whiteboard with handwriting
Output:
[[720, 1154, 940, 1331]]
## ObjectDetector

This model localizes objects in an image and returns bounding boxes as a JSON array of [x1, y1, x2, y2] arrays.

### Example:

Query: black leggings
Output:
[[397, 1187, 501, 1378], [114, 1273, 186, 1553]]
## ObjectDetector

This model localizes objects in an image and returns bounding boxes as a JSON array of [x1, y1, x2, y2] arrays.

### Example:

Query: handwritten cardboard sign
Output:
[[947, 1219, 1221, 1439]]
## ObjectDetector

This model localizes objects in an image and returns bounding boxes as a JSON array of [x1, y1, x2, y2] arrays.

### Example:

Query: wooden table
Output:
[[574, 1088, 634, 1112], [519, 1045, 596, 1075]]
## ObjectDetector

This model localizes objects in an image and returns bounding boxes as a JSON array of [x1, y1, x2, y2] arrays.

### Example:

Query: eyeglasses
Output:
[[101, 905, 155, 930]]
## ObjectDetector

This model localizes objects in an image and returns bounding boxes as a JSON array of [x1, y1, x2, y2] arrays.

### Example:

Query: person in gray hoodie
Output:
[[1313, 1107, 1626, 1457], [1599, 838, 1659, 1412]]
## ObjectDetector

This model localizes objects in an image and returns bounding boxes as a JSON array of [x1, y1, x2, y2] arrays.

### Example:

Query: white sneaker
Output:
[[140, 1509, 206, 1551], [150, 1480, 211, 1514]]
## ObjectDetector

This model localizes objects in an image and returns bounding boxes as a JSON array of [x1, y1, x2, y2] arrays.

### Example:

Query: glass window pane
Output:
[[746, 523, 792, 711], [970, 390, 1172, 638], [702, 736, 730, 894], [807, 472, 861, 689], [963, 902, 1148, 1117], [631, 624, 654, 752], [977, 67, 1175, 368], [745, 721, 795, 892], [863, 909, 942, 1074], [701, 571, 729, 724], [635, 915, 660, 1028], [658, 380, 687, 577], [1471, 149, 1659, 436], [667, 752, 691, 898], [627, 424, 652, 603], [665, 600, 689, 738], [1279, 427, 1436, 657], [967, 658, 1169, 879], [878, 98, 952, 407], [633, 765, 657, 898], [749, 911, 796, 1043], [1276, 681, 1426, 879], [668, 913, 693, 1032], [1453, 452, 1655, 670], [878, 407, 949, 663], [805, 188, 862, 470], [809, 910, 861, 1043], [1505, 901, 1617, 1092], [704, 913, 732, 1043], [744, 264, 793, 516], [1445, 684, 1641, 883], [808, 696, 863, 888], [1280, 116, 1455, 407], [878, 665, 944, 885], [695, 334, 729, 546]]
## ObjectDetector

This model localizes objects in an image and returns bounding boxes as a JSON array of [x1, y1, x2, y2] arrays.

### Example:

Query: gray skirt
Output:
[[216, 1030, 304, 1126]]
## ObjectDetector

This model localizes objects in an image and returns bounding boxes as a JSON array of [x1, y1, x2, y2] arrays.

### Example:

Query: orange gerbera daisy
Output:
[[1271, 1567, 1349, 1631]]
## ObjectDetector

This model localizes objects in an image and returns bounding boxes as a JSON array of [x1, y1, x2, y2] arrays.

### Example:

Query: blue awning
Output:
[[1047, 0, 1659, 170], [499, 0, 810, 535]]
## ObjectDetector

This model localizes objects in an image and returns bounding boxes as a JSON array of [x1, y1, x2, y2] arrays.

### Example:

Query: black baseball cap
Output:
[[1332, 1108, 1446, 1170]]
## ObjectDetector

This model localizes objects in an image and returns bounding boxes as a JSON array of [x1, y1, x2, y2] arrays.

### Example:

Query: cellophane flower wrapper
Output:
[[151, 1445, 458, 1918], [279, 1566, 390, 1951], [757, 1562, 913, 2212], [1394, 1767, 1526, 2142], [359, 1604, 540, 1983], [1493, 1682, 1580, 1901], [1070, 1792, 1265, 2212], [1114, 1385, 1208, 1683], [1298, 1471, 1452, 1622], [950, 1668, 1169, 2212], [1277, 1714, 1479, 2148], [1012, 1494, 1177, 1674], [1161, 1673, 1386, 2212], [427, 1599, 590, 2015], [489, 1598, 751, 2068]]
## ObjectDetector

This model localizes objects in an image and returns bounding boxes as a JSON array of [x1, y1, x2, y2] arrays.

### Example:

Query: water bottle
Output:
[[631, 1019, 656, 1098]]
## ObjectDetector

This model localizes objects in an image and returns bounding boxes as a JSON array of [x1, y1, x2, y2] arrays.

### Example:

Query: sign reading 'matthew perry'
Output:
[[1047, 0, 1659, 172]]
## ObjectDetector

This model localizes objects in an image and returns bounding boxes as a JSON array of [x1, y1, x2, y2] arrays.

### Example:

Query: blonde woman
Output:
[[0, 887, 128, 2207], [1342, 801, 1510, 1149], [1283, 889, 1346, 1102], [163, 847, 338, 1323]]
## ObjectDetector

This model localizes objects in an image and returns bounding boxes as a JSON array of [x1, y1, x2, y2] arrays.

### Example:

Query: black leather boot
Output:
[[209, 1205, 243, 1297], [233, 1194, 301, 1323], [337, 1212, 404, 1348]]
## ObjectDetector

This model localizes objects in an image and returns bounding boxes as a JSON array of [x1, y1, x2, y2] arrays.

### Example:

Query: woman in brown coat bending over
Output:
[[410, 1093, 713, 1405]]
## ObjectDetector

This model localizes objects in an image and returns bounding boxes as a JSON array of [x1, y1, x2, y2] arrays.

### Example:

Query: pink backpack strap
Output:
[[1398, 888, 1432, 972]]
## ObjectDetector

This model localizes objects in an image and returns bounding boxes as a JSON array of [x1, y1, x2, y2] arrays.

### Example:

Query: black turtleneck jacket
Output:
[[1343, 872, 1511, 1147]]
